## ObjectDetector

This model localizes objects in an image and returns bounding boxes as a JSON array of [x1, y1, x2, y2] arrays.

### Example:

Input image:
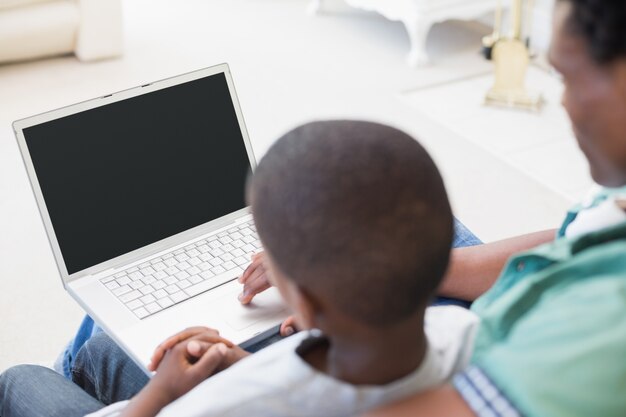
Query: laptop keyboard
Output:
[[100, 220, 261, 319]]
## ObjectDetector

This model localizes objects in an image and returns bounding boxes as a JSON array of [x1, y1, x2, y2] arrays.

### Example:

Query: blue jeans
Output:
[[0, 333, 148, 417], [56, 218, 482, 378]]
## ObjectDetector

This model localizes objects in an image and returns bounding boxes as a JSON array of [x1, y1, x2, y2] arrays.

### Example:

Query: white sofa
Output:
[[309, 0, 497, 67], [0, 0, 123, 64]]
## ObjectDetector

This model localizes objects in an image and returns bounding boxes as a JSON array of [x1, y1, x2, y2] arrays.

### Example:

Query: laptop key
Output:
[[187, 266, 201, 275], [232, 240, 245, 248], [211, 265, 226, 275], [233, 256, 248, 266], [153, 262, 167, 271], [200, 270, 214, 280], [165, 266, 179, 275], [140, 294, 156, 304], [242, 244, 256, 253], [164, 258, 177, 267], [231, 248, 245, 258], [134, 307, 149, 319], [210, 248, 224, 257], [157, 297, 174, 309], [197, 245, 211, 253], [221, 244, 235, 252], [142, 276, 156, 285], [177, 261, 191, 271], [208, 241, 221, 249], [199, 253, 213, 262], [189, 274, 202, 284], [175, 253, 190, 262], [187, 249, 200, 258], [130, 281, 144, 290], [171, 291, 189, 303], [153, 281, 166, 290], [120, 290, 142, 303], [101, 276, 115, 284], [126, 299, 143, 310], [175, 270, 190, 280], [140, 266, 156, 276], [153, 289, 168, 299], [220, 253, 234, 262], [177, 279, 191, 289], [145, 302, 162, 314], [116, 276, 131, 286], [222, 261, 237, 270], [153, 270, 167, 280], [113, 285, 131, 296], [230, 232, 243, 240], [165, 285, 179, 295], [105, 281, 120, 291], [140, 285, 155, 295], [128, 272, 143, 281], [188, 257, 202, 266], [198, 262, 212, 271], [210, 258, 223, 267], [164, 276, 178, 285], [185, 274, 234, 297]]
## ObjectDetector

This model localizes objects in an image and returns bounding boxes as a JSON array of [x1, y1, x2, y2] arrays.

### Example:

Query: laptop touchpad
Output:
[[214, 287, 288, 330]]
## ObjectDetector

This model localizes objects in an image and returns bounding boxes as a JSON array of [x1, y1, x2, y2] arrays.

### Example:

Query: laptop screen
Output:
[[23, 72, 252, 275]]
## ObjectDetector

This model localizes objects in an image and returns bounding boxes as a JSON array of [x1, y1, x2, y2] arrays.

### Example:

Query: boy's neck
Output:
[[301, 310, 428, 386]]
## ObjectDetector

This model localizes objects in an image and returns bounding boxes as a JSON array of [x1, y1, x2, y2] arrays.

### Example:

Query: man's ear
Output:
[[292, 285, 322, 330]]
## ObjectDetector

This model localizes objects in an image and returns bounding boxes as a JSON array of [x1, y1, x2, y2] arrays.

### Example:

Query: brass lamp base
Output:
[[485, 88, 545, 112]]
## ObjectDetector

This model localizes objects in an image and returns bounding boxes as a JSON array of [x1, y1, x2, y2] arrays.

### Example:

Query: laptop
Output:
[[13, 63, 289, 372]]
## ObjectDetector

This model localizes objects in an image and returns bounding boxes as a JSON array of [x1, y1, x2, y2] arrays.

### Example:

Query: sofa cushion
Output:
[[0, 0, 58, 11]]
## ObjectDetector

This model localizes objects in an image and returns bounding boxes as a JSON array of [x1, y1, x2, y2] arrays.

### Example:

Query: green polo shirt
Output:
[[470, 188, 626, 417]]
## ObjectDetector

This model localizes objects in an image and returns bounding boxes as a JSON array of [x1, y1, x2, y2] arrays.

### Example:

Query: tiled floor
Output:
[[0, 0, 576, 371]]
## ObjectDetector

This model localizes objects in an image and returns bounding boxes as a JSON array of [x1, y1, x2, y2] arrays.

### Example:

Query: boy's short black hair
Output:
[[248, 121, 453, 327], [562, 0, 626, 64]]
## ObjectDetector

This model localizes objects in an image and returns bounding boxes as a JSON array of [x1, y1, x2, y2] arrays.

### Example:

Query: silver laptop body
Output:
[[13, 64, 288, 372]]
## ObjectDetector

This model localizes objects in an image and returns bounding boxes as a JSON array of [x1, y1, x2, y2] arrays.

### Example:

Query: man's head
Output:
[[248, 121, 453, 331], [550, 0, 626, 187]]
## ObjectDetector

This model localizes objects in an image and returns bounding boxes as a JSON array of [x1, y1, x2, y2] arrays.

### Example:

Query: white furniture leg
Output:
[[404, 17, 433, 67]]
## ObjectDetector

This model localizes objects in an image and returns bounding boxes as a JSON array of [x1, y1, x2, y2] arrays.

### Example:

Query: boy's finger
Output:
[[238, 272, 271, 304], [190, 343, 228, 379], [238, 252, 265, 284], [280, 316, 298, 337], [149, 327, 218, 370], [238, 260, 262, 284]]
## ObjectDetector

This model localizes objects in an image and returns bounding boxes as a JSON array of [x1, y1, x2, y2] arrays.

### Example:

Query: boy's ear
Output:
[[293, 285, 322, 330]]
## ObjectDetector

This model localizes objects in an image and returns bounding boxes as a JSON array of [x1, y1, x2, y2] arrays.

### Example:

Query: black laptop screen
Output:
[[23, 72, 252, 275]]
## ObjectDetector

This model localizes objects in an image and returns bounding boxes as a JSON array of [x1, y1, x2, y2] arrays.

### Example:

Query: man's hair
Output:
[[562, 0, 626, 63], [248, 121, 453, 327]]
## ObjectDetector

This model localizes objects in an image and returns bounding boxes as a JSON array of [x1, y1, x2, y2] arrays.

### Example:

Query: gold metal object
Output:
[[485, 0, 544, 112]]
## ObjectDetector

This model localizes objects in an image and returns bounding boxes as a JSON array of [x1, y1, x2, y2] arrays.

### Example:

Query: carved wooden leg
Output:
[[307, 0, 324, 15], [404, 18, 433, 67]]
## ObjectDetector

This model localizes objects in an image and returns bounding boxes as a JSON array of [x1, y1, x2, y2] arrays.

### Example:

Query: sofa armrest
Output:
[[75, 0, 123, 61]]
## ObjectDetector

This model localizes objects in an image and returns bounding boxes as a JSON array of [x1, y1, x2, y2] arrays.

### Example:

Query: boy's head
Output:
[[248, 121, 453, 330]]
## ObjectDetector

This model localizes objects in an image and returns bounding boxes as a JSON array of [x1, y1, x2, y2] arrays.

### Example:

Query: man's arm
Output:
[[440, 230, 556, 301], [365, 385, 475, 417]]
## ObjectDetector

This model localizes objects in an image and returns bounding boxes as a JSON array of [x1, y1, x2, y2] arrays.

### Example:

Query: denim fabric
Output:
[[0, 365, 104, 417], [71, 332, 149, 405], [433, 218, 482, 308]]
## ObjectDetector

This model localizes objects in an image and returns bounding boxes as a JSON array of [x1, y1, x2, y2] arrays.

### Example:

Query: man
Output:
[[367, 0, 626, 415]]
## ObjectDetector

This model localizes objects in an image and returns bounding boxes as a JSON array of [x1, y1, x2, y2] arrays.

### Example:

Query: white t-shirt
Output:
[[87, 306, 478, 417]]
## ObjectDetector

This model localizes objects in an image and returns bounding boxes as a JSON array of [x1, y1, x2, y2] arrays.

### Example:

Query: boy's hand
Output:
[[148, 341, 228, 404], [238, 252, 272, 304], [149, 326, 233, 371]]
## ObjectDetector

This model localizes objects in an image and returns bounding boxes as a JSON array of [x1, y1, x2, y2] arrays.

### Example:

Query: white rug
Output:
[[400, 66, 595, 202]]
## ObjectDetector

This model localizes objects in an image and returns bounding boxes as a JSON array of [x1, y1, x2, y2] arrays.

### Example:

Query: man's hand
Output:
[[238, 252, 271, 304]]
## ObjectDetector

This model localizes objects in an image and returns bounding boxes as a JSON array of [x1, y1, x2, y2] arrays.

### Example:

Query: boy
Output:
[[0, 120, 478, 417]]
